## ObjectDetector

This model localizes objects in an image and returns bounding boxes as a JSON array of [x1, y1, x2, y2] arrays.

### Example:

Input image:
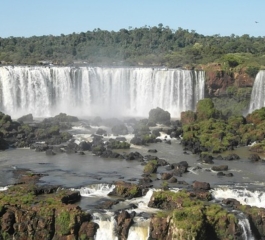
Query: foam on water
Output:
[[72, 183, 115, 197], [211, 187, 265, 208]]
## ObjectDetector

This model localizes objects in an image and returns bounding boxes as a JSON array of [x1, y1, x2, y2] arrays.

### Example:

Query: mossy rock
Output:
[[143, 160, 158, 174]]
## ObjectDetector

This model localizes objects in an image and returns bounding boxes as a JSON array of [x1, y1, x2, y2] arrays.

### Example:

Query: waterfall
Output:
[[238, 217, 255, 240], [211, 187, 265, 208], [248, 70, 265, 113], [0, 66, 205, 119]]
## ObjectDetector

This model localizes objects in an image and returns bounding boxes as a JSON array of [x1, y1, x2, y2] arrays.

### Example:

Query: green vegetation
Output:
[[0, 25, 265, 69], [151, 190, 237, 240], [56, 210, 72, 235], [181, 99, 265, 153], [143, 160, 158, 174]]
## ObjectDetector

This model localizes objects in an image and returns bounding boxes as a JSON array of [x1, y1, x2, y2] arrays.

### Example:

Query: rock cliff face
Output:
[[0, 171, 99, 240], [203, 64, 254, 97], [199, 64, 255, 116]]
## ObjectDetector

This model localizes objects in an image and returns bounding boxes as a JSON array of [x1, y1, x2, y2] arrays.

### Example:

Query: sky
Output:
[[0, 0, 264, 38]]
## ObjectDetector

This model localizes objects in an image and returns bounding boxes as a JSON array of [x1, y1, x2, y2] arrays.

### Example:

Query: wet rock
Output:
[[160, 172, 173, 180], [193, 181, 210, 190], [79, 222, 99, 239], [200, 153, 214, 164], [46, 149, 56, 156], [96, 128, 107, 135], [211, 165, 228, 171], [149, 215, 170, 240], [217, 172, 225, 176], [111, 124, 128, 135], [114, 210, 134, 240], [61, 191, 81, 204], [225, 173, 234, 177], [249, 153, 262, 162], [168, 177, 178, 183], [172, 161, 189, 174], [108, 181, 143, 199], [17, 113, 33, 123], [78, 141, 91, 151], [215, 155, 224, 160], [148, 149, 157, 153], [224, 153, 240, 161]]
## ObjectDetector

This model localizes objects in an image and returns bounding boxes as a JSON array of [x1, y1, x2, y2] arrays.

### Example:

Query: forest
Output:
[[0, 24, 265, 73]]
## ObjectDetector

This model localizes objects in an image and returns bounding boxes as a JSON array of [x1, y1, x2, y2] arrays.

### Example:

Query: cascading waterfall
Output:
[[248, 70, 265, 113], [238, 216, 255, 240], [0, 66, 205, 118], [211, 187, 262, 240]]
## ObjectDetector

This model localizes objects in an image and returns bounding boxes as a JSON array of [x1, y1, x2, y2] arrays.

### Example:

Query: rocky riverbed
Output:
[[0, 108, 265, 239]]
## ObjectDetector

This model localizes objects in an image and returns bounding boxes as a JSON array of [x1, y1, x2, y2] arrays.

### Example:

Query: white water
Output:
[[76, 184, 154, 240], [0, 66, 205, 118], [211, 187, 265, 208], [248, 70, 265, 113], [238, 217, 255, 240], [72, 183, 115, 197]]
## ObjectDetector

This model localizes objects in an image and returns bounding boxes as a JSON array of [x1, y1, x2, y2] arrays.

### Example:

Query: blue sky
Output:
[[1, 0, 264, 38]]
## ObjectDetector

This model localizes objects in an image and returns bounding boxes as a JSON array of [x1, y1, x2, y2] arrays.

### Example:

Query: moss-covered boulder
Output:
[[148, 190, 239, 240], [143, 160, 158, 174], [0, 171, 98, 240], [108, 181, 143, 199], [149, 107, 171, 125]]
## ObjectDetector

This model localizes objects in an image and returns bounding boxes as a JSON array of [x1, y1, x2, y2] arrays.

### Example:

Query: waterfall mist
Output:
[[0, 66, 205, 119]]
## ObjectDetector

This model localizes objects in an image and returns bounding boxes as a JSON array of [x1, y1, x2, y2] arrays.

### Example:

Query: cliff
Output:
[[200, 63, 255, 116]]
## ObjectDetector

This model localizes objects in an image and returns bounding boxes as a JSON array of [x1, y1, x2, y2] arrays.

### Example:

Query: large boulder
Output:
[[148, 107, 171, 125], [17, 114, 34, 123], [193, 181, 211, 190], [111, 124, 128, 135]]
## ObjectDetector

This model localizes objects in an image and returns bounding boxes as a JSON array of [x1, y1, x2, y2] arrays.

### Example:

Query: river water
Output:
[[0, 123, 264, 239]]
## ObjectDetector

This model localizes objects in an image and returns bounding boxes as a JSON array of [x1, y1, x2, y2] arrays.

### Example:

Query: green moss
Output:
[[143, 160, 158, 174], [56, 210, 71, 235]]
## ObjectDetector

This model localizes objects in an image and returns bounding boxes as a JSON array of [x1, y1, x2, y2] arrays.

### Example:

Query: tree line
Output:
[[0, 24, 265, 69]]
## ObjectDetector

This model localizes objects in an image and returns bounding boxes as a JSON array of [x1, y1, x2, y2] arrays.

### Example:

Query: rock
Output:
[[112, 124, 129, 135], [217, 172, 225, 176], [193, 181, 210, 190], [249, 153, 262, 162], [96, 128, 107, 135], [114, 211, 134, 240], [172, 161, 189, 174], [215, 155, 224, 160], [61, 191, 81, 204], [79, 222, 99, 239], [211, 165, 228, 171], [149, 107, 171, 125], [108, 181, 142, 199], [148, 149, 157, 153], [149, 215, 170, 240], [225, 173, 234, 177], [200, 153, 214, 164], [17, 113, 33, 123], [160, 172, 173, 180], [224, 154, 240, 161], [46, 149, 56, 156], [168, 177, 178, 183], [43, 113, 79, 123], [130, 136, 144, 145], [78, 141, 91, 151]]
